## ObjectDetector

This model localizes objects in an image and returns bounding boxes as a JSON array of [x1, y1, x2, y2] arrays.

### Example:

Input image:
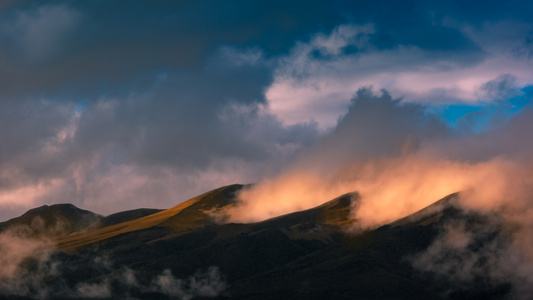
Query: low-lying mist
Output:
[[0, 215, 227, 298], [0, 225, 227, 299]]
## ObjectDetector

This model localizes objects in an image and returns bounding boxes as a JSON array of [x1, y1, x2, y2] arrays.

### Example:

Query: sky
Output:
[[1, 0, 533, 221]]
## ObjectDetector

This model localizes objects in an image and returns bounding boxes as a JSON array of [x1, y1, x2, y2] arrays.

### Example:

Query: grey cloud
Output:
[[9, 4, 82, 63], [303, 88, 448, 167], [0, 45, 319, 216], [0, 99, 75, 189], [67, 54, 307, 171], [424, 97, 533, 162], [480, 74, 522, 100], [320, 86, 533, 166], [0, 0, 345, 99]]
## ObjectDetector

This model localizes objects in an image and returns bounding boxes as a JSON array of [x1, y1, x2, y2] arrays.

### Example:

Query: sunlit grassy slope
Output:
[[55, 184, 244, 254]]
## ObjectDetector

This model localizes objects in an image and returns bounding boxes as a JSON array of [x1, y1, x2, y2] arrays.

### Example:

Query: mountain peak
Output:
[[0, 203, 102, 237]]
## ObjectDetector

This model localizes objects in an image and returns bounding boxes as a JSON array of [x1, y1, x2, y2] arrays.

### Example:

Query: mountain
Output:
[[0, 203, 102, 237], [228, 193, 511, 299], [55, 184, 245, 254], [0, 185, 517, 299]]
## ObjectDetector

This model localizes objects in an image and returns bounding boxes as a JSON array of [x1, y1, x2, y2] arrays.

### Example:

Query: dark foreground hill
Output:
[[0, 185, 517, 299]]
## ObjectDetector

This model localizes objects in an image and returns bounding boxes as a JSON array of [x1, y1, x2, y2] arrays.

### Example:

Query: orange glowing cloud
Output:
[[227, 153, 533, 229], [227, 87, 533, 231]]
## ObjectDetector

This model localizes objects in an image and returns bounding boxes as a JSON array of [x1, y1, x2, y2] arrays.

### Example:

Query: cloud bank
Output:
[[228, 88, 533, 227]]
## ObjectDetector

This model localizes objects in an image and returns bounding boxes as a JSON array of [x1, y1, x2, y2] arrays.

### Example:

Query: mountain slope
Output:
[[227, 192, 511, 299], [55, 184, 245, 253]]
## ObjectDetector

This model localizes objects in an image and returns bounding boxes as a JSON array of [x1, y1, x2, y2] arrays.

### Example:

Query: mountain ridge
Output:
[[0, 185, 517, 299], [55, 184, 245, 253]]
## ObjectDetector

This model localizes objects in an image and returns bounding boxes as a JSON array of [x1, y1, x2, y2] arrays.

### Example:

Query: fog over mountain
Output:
[[0, 184, 532, 299]]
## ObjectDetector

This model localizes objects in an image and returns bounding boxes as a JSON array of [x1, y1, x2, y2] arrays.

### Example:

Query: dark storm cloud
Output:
[[0, 0, 349, 98], [69, 59, 316, 171], [1, 0, 515, 98]]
